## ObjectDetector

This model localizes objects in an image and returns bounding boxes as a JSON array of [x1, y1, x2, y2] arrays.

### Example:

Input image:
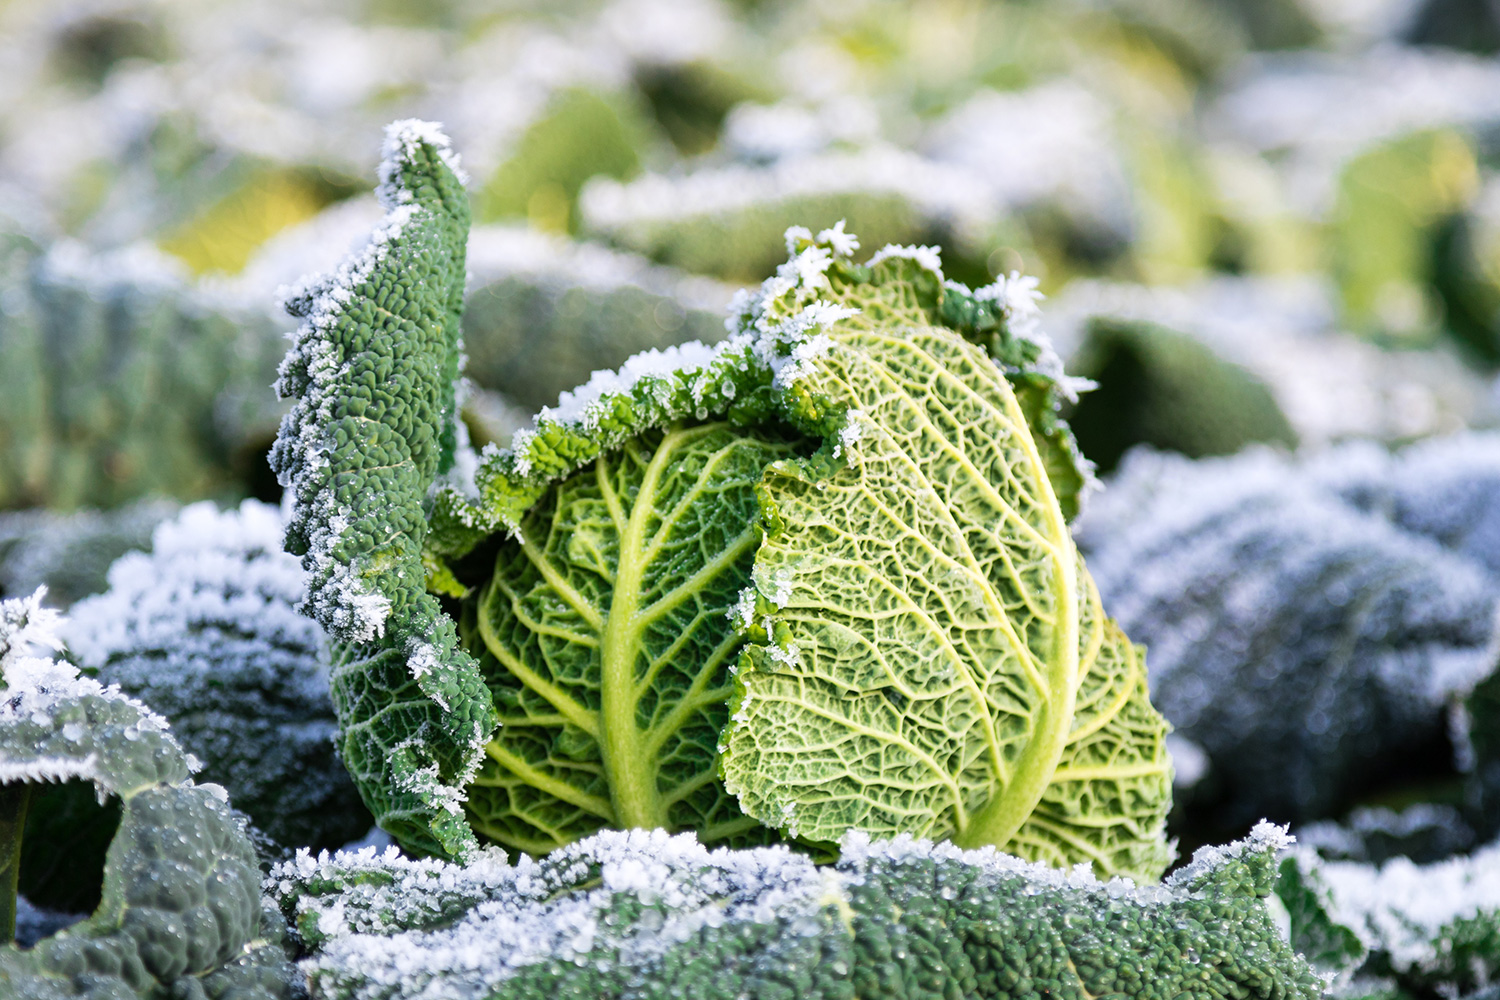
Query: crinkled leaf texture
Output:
[[722, 247, 1170, 882], [0, 590, 297, 999], [270, 822, 1320, 1000], [431, 224, 1165, 879], [269, 120, 494, 859], [64, 499, 370, 852], [1278, 838, 1500, 999], [458, 423, 807, 854]]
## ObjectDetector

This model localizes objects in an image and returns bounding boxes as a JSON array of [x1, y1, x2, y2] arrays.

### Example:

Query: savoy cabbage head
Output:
[[272, 122, 1172, 881]]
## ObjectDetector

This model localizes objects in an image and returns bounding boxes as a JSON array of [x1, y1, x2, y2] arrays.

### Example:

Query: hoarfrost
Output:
[[62, 500, 371, 850], [1077, 438, 1500, 830], [273, 829, 834, 999], [0, 588, 177, 782], [1306, 838, 1500, 975], [273, 823, 1291, 997], [1167, 821, 1295, 892]]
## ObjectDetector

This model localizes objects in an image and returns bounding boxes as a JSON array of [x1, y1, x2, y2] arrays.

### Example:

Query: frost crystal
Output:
[[274, 824, 1315, 1000], [63, 500, 372, 850], [0, 588, 179, 794]]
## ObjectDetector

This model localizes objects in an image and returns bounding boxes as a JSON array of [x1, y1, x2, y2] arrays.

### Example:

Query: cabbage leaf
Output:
[[460, 423, 806, 853], [720, 252, 1172, 882]]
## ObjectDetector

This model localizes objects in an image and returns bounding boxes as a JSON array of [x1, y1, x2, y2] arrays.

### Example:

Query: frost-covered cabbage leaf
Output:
[[270, 823, 1320, 1000], [1296, 803, 1480, 867], [0, 227, 286, 511], [65, 500, 370, 852], [427, 223, 1163, 878], [1076, 439, 1500, 845], [269, 120, 495, 859], [719, 249, 1166, 878], [0, 589, 298, 999], [1277, 839, 1500, 999]]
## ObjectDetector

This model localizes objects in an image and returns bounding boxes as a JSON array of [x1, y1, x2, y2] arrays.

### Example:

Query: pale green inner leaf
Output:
[[722, 310, 1172, 882], [460, 422, 804, 854]]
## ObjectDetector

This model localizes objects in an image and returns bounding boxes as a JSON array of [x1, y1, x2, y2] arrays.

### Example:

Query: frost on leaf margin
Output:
[[1277, 837, 1500, 998], [269, 120, 493, 860], [719, 230, 1172, 883], [270, 823, 1319, 1000], [428, 221, 1092, 559]]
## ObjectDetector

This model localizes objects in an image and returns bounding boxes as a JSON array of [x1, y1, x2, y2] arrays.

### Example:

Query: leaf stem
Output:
[[0, 783, 31, 944]]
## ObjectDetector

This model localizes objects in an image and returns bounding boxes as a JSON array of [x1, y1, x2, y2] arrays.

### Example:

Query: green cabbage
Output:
[[435, 229, 1167, 878], [274, 124, 1170, 878], [0, 589, 296, 998]]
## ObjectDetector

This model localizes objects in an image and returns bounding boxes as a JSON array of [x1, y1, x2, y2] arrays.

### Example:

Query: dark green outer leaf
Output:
[[273, 824, 1321, 1000], [0, 594, 295, 999], [270, 121, 493, 859]]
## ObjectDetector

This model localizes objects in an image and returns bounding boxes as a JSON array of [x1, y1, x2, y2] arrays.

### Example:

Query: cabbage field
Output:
[[3, 0, 1500, 997]]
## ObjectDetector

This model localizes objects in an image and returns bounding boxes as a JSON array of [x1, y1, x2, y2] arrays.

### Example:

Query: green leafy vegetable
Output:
[[717, 244, 1169, 881], [269, 120, 494, 860], [434, 226, 1162, 875], [1075, 439, 1500, 850], [460, 423, 806, 854], [1066, 315, 1298, 474], [0, 227, 286, 511], [0, 588, 297, 998], [277, 122, 1164, 875], [271, 822, 1321, 1000]]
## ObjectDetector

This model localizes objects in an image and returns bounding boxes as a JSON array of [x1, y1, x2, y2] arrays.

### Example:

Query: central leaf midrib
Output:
[[953, 355, 1080, 850], [598, 427, 696, 831], [824, 331, 1044, 820]]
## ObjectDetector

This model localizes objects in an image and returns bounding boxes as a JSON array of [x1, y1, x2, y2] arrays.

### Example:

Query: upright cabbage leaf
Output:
[[269, 120, 493, 859]]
